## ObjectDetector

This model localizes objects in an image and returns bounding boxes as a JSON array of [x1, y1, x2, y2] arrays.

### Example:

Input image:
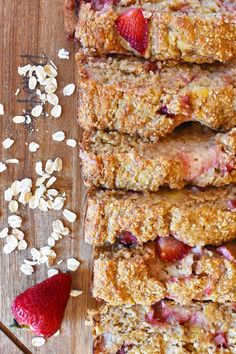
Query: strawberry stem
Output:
[[9, 319, 21, 329]]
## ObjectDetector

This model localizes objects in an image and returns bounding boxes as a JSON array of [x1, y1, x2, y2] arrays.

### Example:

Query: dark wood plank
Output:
[[0, 1, 94, 352]]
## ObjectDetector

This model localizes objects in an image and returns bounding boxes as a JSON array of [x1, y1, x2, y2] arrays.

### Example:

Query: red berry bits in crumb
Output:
[[226, 199, 236, 210], [213, 332, 229, 349], [146, 301, 191, 326], [117, 344, 133, 354], [119, 231, 137, 246], [217, 240, 236, 263], [11, 273, 72, 338], [116, 9, 148, 54], [156, 236, 191, 262]]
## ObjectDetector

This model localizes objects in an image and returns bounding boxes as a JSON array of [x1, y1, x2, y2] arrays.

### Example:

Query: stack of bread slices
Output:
[[65, 0, 236, 352]]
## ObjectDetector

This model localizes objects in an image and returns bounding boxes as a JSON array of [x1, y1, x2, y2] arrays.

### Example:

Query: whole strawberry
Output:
[[11, 273, 72, 338]]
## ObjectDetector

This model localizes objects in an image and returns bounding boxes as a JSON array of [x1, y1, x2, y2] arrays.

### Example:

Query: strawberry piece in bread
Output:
[[116, 8, 148, 54], [156, 236, 192, 262]]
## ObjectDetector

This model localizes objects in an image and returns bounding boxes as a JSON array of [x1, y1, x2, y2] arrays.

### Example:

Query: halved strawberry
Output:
[[156, 236, 191, 262], [11, 273, 72, 338], [217, 240, 236, 263], [116, 8, 148, 54]]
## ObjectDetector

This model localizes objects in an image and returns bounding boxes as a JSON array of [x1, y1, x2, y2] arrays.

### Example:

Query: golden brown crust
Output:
[[90, 301, 236, 353], [64, 0, 80, 37], [93, 243, 236, 306], [72, 1, 236, 63], [76, 52, 236, 140], [80, 125, 236, 191], [84, 187, 236, 247]]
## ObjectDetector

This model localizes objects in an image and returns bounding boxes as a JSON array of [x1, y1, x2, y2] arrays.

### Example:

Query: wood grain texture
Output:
[[0, 1, 95, 353]]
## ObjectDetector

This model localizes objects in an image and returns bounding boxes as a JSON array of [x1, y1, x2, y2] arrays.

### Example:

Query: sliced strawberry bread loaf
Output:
[[65, 0, 236, 63], [80, 124, 236, 191], [90, 301, 236, 353], [93, 238, 236, 305], [84, 187, 236, 247], [77, 52, 236, 140]]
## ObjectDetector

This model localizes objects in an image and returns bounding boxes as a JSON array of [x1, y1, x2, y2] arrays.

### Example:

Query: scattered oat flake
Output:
[[0, 228, 8, 239], [15, 88, 20, 96], [35, 161, 44, 176], [53, 157, 63, 172], [4, 188, 13, 201], [11, 180, 21, 196], [29, 76, 37, 90], [52, 219, 65, 234], [18, 239, 28, 250], [66, 258, 80, 272], [53, 330, 60, 337], [36, 65, 46, 80], [58, 48, 70, 60], [18, 64, 31, 76], [3, 243, 16, 254], [31, 105, 43, 117], [31, 337, 46, 347], [45, 159, 54, 174], [51, 104, 62, 118], [29, 142, 40, 152], [31, 248, 41, 260], [52, 131, 65, 142], [8, 215, 22, 228], [53, 197, 65, 211], [70, 290, 82, 297], [66, 139, 77, 148], [9, 200, 19, 213], [0, 103, 4, 115], [25, 115, 31, 124], [20, 263, 34, 275], [63, 209, 77, 223], [46, 176, 57, 188], [63, 83, 75, 96], [13, 116, 25, 124], [12, 228, 24, 240], [48, 237, 56, 247], [6, 159, 19, 164], [44, 64, 57, 78], [2, 138, 14, 149], [0, 162, 7, 173], [47, 93, 59, 106], [48, 268, 59, 277]]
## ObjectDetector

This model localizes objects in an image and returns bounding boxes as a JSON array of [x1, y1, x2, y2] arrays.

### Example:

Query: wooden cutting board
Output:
[[0, 1, 95, 352]]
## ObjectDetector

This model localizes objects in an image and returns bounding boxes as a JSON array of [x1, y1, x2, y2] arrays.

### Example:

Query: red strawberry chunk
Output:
[[119, 231, 137, 246], [11, 273, 72, 338], [116, 8, 148, 54], [117, 344, 133, 354], [156, 236, 191, 262], [213, 332, 229, 348], [226, 199, 236, 210], [146, 301, 191, 326], [180, 94, 191, 110], [217, 240, 236, 263], [158, 105, 175, 118]]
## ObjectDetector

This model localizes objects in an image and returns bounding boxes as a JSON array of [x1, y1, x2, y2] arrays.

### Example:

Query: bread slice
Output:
[[76, 52, 236, 140], [65, 0, 236, 63], [80, 124, 236, 191], [90, 300, 236, 353], [84, 187, 236, 247], [93, 239, 236, 305]]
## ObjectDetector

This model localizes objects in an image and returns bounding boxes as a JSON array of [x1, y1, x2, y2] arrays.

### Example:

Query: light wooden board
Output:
[[0, 1, 95, 353]]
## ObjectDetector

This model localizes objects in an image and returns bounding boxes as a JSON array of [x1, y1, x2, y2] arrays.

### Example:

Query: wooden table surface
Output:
[[0, 1, 94, 353]]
